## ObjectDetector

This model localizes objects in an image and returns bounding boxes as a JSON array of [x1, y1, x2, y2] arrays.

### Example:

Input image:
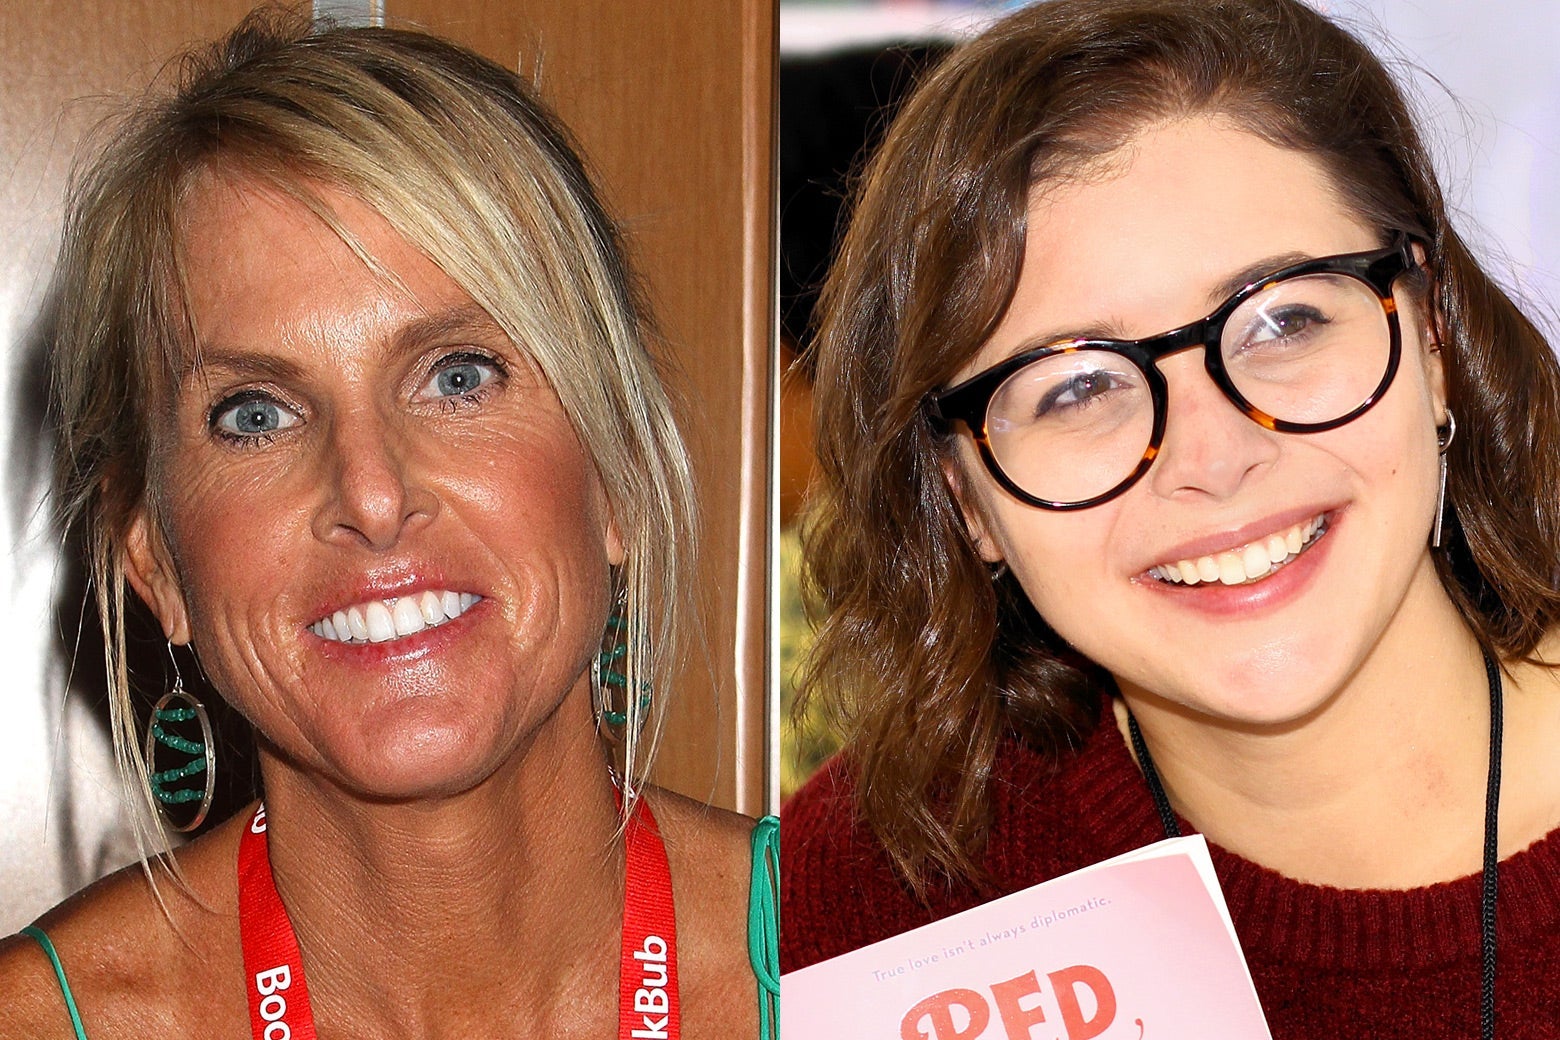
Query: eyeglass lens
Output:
[[985, 272, 1392, 505]]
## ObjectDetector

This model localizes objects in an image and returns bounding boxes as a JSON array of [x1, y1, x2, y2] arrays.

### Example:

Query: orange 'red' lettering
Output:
[[900, 988, 991, 1040], [1050, 965, 1117, 1040], [991, 970, 1049, 1038]]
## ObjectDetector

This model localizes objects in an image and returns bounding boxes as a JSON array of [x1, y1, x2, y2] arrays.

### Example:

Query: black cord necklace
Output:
[[1126, 648, 1503, 1040]]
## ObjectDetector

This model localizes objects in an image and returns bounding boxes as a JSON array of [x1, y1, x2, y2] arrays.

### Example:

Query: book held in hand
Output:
[[782, 835, 1271, 1039]]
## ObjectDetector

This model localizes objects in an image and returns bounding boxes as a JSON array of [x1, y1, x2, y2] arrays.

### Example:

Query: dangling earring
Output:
[[1432, 408, 1457, 549], [593, 583, 652, 793], [592, 588, 632, 737], [144, 642, 215, 833]]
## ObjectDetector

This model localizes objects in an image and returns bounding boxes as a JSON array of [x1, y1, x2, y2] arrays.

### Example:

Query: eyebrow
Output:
[[181, 349, 307, 386], [1207, 251, 1315, 303], [390, 302, 511, 357], [1011, 250, 1321, 350], [182, 303, 511, 385]]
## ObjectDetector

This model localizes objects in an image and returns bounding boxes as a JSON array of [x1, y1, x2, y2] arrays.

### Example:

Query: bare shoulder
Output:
[[0, 931, 84, 1040], [0, 812, 252, 1040], [648, 785, 756, 865], [642, 787, 766, 1039], [644, 785, 756, 936]]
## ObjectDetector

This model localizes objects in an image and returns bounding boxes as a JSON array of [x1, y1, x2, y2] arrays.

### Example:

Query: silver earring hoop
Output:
[[593, 586, 650, 740], [592, 581, 653, 799], [592, 585, 630, 744], [1432, 409, 1457, 549], [144, 643, 215, 832]]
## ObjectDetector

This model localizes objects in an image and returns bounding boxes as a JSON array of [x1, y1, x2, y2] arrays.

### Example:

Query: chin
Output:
[[313, 699, 524, 802], [1164, 640, 1355, 731], [1193, 686, 1338, 733]]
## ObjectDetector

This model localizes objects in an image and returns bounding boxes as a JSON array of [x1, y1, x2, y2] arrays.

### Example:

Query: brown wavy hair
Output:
[[799, 0, 1560, 894]]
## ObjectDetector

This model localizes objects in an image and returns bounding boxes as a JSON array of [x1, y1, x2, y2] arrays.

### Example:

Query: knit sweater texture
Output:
[[782, 704, 1560, 1037]]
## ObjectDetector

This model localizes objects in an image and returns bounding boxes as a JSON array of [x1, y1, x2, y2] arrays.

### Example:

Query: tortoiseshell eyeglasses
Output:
[[926, 235, 1418, 510]]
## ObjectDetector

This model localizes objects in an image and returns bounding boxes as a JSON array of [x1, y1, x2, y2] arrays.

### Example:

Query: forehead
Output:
[[174, 171, 471, 362], [974, 115, 1376, 368]]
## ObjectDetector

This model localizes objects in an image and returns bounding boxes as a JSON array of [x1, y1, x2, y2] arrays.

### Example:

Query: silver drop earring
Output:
[[144, 642, 216, 832], [1432, 409, 1457, 549]]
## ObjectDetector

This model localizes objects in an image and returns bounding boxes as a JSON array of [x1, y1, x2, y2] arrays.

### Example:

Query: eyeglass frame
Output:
[[926, 233, 1420, 511]]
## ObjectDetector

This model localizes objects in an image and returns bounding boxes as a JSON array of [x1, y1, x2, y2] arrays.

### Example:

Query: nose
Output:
[[311, 407, 439, 550], [1145, 349, 1280, 501]]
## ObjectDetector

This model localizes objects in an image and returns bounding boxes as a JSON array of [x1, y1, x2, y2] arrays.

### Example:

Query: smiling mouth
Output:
[[309, 590, 483, 644], [1147, 514, 1329, 587]]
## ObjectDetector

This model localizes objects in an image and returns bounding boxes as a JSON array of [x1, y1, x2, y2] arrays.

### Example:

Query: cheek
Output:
[[447, 422, 612, 560], [1328, 384, 1440, 499], [980, 498, 1121, 622], [160, 463, 312, 622]]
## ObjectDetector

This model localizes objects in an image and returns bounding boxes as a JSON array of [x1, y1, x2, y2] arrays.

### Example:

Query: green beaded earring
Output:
[[592, 588, 651, 746], [143, 643, 215, 833]]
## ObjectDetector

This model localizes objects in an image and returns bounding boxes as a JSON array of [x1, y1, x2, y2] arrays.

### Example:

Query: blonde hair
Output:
[[51, 12, 696, 845]]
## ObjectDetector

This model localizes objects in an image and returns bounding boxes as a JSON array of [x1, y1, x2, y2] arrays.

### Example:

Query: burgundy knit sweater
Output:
[[783, 705, 1560, 1037]]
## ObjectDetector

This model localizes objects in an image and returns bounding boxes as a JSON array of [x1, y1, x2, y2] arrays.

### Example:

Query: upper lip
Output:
[[303, 562, 486, 625], [1137, 503, 1338, 574]]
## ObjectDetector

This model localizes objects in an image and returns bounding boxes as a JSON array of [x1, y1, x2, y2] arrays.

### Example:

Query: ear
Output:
[[1425, 333, 1449, 427], [1410, 241, 1450, 424], [940, 453, 1005, 565], [124, 509, 192, 645], [603, 505, 626, 568]]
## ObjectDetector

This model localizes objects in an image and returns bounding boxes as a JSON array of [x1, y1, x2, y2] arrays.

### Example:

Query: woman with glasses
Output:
[[783, 0, 1560, 1034]]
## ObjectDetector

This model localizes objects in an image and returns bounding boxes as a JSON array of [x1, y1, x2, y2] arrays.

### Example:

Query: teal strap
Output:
[[21, 926, 89, 1040], [749, 815, 779, 1040]]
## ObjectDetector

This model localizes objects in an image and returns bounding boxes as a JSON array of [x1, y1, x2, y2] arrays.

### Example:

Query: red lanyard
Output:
[[237, 800, 680, 1040]]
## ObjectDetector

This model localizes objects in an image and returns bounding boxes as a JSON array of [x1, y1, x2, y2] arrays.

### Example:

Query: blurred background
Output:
[[778, 0, 1560, 798]]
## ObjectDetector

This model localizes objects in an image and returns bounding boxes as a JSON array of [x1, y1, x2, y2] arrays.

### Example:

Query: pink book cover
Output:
[[782, 836, 1271, 1040]]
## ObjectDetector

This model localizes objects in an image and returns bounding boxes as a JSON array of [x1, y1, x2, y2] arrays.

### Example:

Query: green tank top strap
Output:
[[21, 926, 90, 1040], [749, 814, 779, 1040]]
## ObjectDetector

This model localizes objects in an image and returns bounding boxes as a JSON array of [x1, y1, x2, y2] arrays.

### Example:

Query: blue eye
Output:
[[436, 363, 487, 396], [421, 352, 504, 401], [211, 393, 300, 439]]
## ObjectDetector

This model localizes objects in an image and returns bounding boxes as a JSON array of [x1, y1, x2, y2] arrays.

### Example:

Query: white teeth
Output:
[[418, 590, 443, 624], [309, 589, 483, 644], [1216, 552, 1244, 585], [1240, 542, 1272, 580], [1150, 515, 1328, 587], [365, 601, 395, 642], [392, 596, 426, 636]]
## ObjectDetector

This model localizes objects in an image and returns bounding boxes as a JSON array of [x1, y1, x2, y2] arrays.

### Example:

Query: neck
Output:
[[1118, 555, 1501, 888], [254, 693, 625, 1039]]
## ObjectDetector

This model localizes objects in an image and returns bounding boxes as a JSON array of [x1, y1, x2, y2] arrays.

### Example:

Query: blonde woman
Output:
[[1, 15, 775, 1039]]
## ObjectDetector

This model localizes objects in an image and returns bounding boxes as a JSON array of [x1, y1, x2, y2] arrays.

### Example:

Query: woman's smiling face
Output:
[[126, 172, 622, 799], [949, 115, 1450, 725]]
